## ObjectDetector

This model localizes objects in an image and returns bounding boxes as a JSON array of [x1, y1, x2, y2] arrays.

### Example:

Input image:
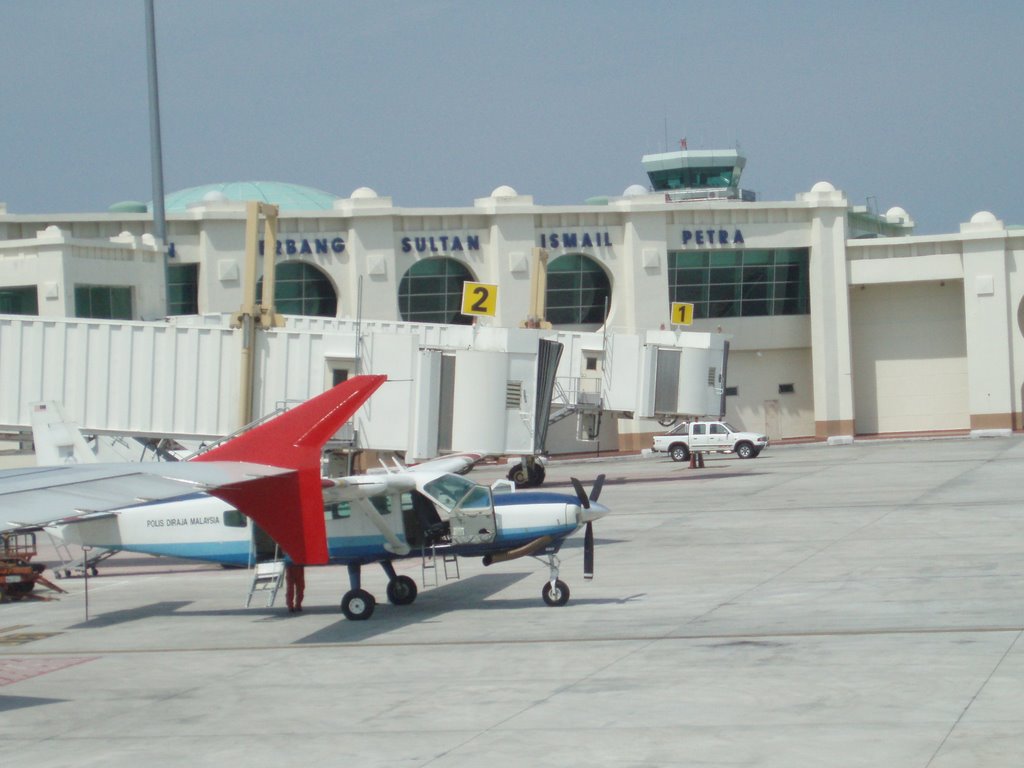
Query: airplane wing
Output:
[[1, 375, 387, 566], [0, 461, 290, 530], [406, 452, 487, 475]]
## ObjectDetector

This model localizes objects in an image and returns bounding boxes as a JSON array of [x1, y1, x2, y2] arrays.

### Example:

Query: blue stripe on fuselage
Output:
[[493, 492, 577, 507]]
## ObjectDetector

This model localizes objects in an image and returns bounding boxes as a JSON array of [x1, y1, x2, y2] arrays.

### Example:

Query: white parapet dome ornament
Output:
[[623, 184, 648, 197], [810, 181, 836, 193], [961, 209, 1003, 233], [351, 187, 379, 199], [490, 185, 518, 198]]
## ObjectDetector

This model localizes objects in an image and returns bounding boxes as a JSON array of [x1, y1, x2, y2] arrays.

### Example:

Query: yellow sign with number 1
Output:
[[461, 282, 498, 317], [670, 302, 694, 326]]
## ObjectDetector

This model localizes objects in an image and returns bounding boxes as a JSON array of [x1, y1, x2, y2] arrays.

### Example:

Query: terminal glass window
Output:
[[668, 248, 808, 319], [398, 258, 474, 325], [257, 261, 337, 317], [167, 264, 198, 315], [74, 285, 133, 320], [546, 253, 611, 328], [0, 286, 38, 315]]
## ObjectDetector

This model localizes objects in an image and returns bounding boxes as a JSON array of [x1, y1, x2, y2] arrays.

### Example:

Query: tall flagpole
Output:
[[145, 0, 170, 312]]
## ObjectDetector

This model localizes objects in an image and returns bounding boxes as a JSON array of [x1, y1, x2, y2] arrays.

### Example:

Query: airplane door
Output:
[[448, 485, 496, 546], [252, 523, 279, 562]]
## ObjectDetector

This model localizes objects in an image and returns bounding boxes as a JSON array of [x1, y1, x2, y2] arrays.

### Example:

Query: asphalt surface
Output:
[[3, 437, 1024, 767]]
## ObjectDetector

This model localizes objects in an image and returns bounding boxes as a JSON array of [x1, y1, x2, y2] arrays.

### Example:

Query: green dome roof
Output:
[[109, 200, 149, 213], [157, 181, 340, 213]]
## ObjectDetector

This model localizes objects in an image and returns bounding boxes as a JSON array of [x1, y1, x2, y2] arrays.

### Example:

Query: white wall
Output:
[[850, 281, 968, 433]]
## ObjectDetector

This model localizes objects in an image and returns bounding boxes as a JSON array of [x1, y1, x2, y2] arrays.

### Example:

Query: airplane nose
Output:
[[581, 501, 610, 523]]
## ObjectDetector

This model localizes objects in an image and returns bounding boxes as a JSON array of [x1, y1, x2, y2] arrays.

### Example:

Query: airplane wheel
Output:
[[542, 579, 570, 607], [341, 589, 376, 620], [386, 575, 418, 606]]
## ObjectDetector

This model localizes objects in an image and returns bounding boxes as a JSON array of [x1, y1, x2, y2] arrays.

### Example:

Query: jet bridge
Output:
[[0, 314, 729, 460]]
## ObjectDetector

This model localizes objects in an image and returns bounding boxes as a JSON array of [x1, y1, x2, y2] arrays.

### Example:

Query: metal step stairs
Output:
[[421, 544, 460, 587], [246, 559, 285, 607]]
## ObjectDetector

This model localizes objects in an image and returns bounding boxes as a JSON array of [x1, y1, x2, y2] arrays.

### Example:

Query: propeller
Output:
[[570, 474, 605, 581]]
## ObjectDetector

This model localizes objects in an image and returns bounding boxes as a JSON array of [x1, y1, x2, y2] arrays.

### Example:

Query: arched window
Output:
[[398, 258, 474, 325], [257, 261, 337, 317], [545, 253, 611, 328]]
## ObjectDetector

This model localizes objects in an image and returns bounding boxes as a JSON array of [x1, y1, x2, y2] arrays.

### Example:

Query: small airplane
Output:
[[5, 377, 611, 619]]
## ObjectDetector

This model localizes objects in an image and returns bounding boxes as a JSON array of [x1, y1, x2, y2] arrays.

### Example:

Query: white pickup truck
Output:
[[652, 420, 769, 461]]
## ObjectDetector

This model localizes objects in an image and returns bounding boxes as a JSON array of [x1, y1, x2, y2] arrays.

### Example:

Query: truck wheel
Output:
[[526, 463, 546, 487], [670, 444, 690, 462], [735, 442, 754, 459], [507, 466, 528, 487]]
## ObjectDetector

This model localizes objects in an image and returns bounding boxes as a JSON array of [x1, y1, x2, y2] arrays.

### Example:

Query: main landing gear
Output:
[[340, 561, 419, 621]]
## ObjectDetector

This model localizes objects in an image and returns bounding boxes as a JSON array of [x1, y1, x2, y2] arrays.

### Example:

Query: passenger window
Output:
[[223, 509, 248, 528], [326, 501, 352, 520], [692, 424, 706, 435], [711, 424, 726, 434]]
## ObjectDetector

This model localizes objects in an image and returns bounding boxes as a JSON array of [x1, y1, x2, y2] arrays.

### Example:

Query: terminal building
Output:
[[1, 149, 1022, 451]]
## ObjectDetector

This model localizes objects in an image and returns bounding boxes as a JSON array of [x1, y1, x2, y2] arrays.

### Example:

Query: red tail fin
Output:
[[193, 375, 386, 564]]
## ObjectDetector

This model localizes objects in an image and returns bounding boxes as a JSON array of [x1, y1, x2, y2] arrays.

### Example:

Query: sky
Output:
[[2, 1, 1022, 234]]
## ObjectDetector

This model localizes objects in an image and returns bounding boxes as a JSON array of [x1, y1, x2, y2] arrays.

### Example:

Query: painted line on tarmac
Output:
[[1, 623, 1022, 657]]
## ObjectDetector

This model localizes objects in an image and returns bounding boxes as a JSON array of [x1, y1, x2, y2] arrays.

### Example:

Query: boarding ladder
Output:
[[42, 531, 118, 578], [421, 543, 460, 588], [245, 559, 286, 607]]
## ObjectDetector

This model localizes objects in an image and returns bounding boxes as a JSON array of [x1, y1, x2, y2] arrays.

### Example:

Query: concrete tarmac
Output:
[[2, 437, 1024, 767]]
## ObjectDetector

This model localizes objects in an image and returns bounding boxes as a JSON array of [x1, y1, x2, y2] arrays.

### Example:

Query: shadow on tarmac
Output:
[[540, 471, 767, 491], [68, 601, 192, 629], [0, 695, 65, 713]]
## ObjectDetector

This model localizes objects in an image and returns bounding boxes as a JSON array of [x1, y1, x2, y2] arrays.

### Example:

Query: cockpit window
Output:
[[458, 485, 492, 511], [422, 474, 477, 512]]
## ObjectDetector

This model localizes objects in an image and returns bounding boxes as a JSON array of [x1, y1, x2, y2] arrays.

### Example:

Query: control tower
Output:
[[641, 147, 755, 202]]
